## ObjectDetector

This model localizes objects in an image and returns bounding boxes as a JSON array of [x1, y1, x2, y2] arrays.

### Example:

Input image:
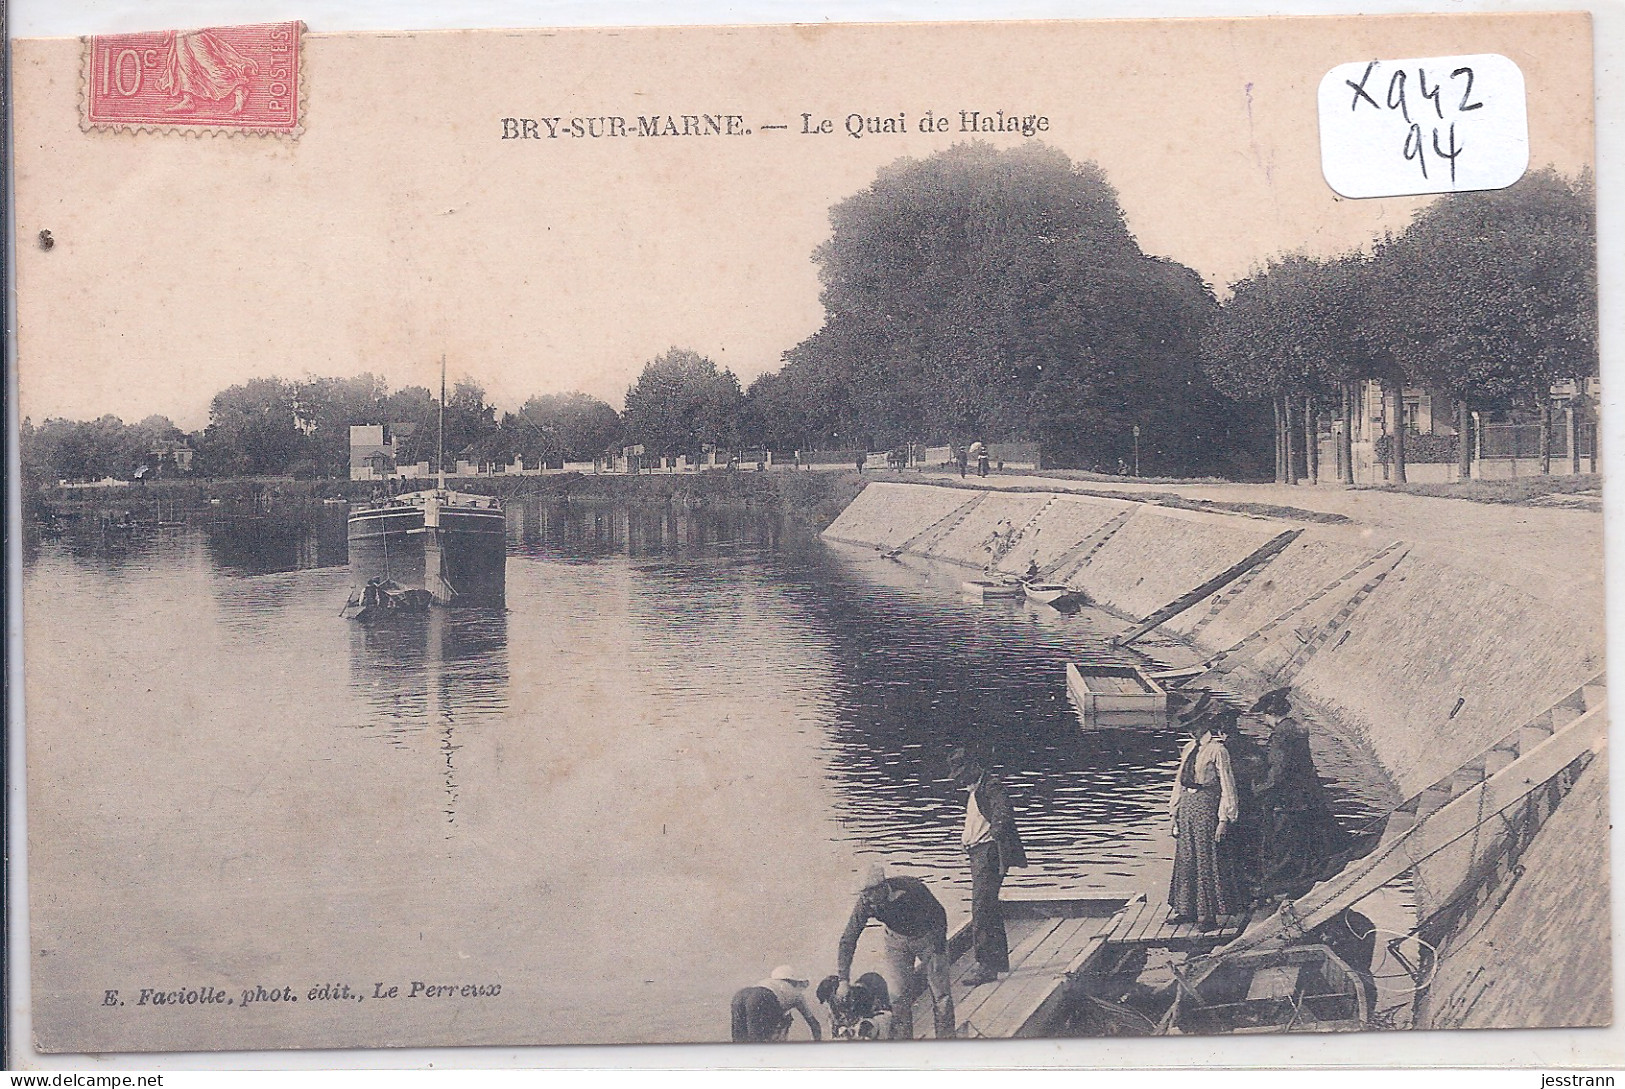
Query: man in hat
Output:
[[730, 964, 823, 1042], [1250, 686, 1348, 904], [835, 864, 955, 1039], [947, 747, 1028, 987]]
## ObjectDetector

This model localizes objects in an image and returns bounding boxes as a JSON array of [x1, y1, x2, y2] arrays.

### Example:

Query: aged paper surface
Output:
[[10, 12, 1608, 1060]]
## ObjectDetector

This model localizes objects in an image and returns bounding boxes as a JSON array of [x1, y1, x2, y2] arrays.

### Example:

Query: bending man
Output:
[[730, 965, 823, 1042], [836, 865, 955, 1039]]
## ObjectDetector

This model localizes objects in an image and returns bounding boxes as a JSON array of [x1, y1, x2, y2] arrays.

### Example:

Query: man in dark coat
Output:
[[948, 748, 1028, 986], [835, 865, 955, 1039]]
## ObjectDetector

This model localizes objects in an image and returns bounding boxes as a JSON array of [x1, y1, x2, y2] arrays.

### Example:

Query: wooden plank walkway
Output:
[[902, 894, 1249, 1039], [905, 897, 1128, 1040], [1116, 900, 1250, 947]]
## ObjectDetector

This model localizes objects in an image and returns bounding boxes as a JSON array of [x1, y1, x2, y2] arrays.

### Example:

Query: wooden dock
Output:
[[908, 892, 1251, 1039]]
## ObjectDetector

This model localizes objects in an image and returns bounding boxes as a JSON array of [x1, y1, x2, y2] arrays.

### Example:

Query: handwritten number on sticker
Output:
[[1451, 67, 1483, 112], [1341, 61, 1495, 186], [1418, 69, 1445, 120], [1320, 53, 1526, 197], [1347, 61, 1380, 111], [1433, 123, 1463, 183], [1404, 123, 1428, 179], [1387, 70, 1411, 124]]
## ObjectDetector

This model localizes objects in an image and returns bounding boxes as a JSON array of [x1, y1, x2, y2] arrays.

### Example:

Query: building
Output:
[[1330, 377, 1600, 485], [148, 439, 195, 475], [349, 424, 396, 480]]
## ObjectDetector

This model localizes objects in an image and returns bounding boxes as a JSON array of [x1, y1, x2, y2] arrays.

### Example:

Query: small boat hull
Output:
[[1024, 582, 1083, 608], [962, 578, 1024, 601], [1157, 944, 1370, 1035], [1065, 662, 1169, 727], [342, 578, 435, 622]]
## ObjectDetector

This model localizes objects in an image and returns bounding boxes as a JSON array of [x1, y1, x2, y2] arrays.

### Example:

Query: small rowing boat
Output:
[[1154, 943, 1371, 1035], [1024, 582, 1083, 608], [962, 578, 1024, 601], [342, 577, 434, 622]]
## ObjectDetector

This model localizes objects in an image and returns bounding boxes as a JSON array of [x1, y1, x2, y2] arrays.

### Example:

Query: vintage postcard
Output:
[[8, 9, 1609, 1062]]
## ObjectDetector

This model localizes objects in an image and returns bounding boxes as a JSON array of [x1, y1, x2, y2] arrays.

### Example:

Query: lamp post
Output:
[[1132, 425, 1140, 478]]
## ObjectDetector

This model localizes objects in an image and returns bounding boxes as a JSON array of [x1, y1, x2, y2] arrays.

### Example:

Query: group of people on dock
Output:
[[730, 685, 1348, 1043], [731, 748, 1024, 1042], [1168, 686, 1351, 930]]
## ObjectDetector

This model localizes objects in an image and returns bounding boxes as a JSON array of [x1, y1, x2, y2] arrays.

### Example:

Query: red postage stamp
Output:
[[82, 22, 303, 135]]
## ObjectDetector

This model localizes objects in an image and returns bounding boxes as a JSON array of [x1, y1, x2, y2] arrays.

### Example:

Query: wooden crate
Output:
[[1065, 662, 1169, 728]]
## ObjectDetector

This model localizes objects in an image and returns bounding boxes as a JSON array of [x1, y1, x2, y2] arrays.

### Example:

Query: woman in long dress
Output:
[[1168, 708, 1242, 929], [1250, 687, 1350, 904]]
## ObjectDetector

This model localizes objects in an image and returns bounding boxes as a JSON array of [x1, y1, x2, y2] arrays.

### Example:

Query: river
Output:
[[21, 497, 1401, 1051]]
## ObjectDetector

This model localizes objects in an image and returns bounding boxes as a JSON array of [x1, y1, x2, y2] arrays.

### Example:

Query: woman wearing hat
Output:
[[1168, 707, 1243, 929], [1251, 687, 1348, 905]]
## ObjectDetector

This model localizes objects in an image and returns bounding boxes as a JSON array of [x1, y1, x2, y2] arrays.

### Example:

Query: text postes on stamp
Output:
[[82, 22, 303, 135]]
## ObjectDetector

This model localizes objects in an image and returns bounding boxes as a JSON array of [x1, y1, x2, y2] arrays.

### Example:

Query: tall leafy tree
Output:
[[1202, 253, 1398, 482], [775, 142, 1231, 473], [396, 379, 499, 467], [200, 378, 309, 477], [623, 349, 743, 457], [1372, 167, 1597, 474], [513, 392, 622, 463]]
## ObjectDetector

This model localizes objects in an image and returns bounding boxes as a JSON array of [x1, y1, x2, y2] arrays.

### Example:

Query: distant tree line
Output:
[[1200, 167, 1596, 483], [21, 376, 625, 488], [22, 149, 1594, 493]]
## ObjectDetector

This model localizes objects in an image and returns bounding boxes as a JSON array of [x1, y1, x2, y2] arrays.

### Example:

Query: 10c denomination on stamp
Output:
[[82, 22, 303, 135]]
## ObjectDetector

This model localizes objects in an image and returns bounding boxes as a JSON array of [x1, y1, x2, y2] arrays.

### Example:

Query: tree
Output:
[[772, 142, 1231, 474], [22, 415, 152, 484], [199, 378, 310, 477], [1202, 253, 1397, 483], [623, 349, 743, 457], [288, 373, 391, 477], [395, 378, 499, 468], [512, 392, 622, 463], [1371, 168, 1596, 476]]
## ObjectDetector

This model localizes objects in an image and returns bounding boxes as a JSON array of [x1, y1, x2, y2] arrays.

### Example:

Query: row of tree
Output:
[[21, 377, 625, 487], [1201, 167, 1597, 483], [22, 146, 1597, 491]]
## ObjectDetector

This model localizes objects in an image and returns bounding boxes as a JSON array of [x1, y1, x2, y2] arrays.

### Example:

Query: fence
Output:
[[1479, 423, 1596, 460]]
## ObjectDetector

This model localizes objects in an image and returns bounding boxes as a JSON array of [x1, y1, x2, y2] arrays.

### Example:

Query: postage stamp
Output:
[[80, 21, 303, 135]]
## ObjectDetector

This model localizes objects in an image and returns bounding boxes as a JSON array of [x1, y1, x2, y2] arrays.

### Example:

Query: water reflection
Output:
[[794, 547, 1185, 894], [23, 494, 1414, 1043], [28, 495, 1394, 901], [202, 504, 349, 575], [345, 608, 509, 830]]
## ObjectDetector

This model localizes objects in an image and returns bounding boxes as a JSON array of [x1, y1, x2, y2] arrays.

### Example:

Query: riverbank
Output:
[[33, 470, 876, 534], [820, 478, 1609, 1031]]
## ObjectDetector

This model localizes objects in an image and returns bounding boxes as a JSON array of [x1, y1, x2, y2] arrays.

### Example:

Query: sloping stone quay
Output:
[[822, 480, 1609, 1029]]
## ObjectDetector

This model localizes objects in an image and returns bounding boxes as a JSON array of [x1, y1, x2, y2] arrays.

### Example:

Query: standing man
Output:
[[948, 748, 1028, 987], [835, 865, 955, 1039]]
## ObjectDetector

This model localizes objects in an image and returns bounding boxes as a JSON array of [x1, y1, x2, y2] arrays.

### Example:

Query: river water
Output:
[[22, 497, 1399, 1051]]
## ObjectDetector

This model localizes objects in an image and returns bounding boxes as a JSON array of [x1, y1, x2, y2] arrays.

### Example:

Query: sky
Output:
[[11, 11, 1596, 430]]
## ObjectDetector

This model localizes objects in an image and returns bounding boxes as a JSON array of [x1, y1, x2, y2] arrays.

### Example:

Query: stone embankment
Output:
[[822, 480, 1610, 1029]]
